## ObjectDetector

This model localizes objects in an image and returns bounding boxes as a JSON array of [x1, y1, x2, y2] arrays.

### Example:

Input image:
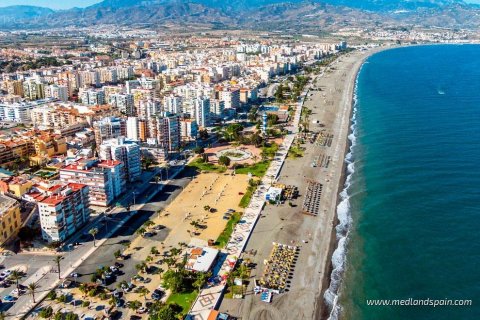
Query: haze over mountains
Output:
[[0, 0, 478, 31]]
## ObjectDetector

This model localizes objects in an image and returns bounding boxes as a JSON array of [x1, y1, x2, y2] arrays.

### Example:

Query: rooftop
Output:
[[0, 194, 19, 216]]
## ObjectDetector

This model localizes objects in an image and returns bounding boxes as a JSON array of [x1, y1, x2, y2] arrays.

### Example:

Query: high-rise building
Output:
[[80, 89, 105, 106], [180, 119, 198, 141], [99, 137, 141, 182], [193, 97, 210, 128], [220, 87, 240, 109], [126, 117, 139, 141], [45, 84, 69, 102], [210, 99, 225, 117], [163, 95, 183, 114], [137, 99, 161, 119], [93, 117, 127, 146], [36, 183, 90, 242], [23, 78, 46, 101], [60, 158, 125, 207], [109, 93, 135, 116], [153, 115, 180, 151]]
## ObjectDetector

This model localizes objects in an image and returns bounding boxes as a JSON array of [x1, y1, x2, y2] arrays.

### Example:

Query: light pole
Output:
[[132, 191, 137, 206]]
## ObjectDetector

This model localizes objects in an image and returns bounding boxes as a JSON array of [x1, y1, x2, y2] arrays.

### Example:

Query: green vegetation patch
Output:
[[235, 161, 270, 177], [216, 212, 242, 248], [166, 290, 199, 314], [288, 145, 305, 158], [187, 158, 226, 173]]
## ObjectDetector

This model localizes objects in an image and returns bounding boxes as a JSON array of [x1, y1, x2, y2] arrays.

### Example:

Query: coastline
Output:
[[318, 46, 392, 320], [218, 45, 395, 320]]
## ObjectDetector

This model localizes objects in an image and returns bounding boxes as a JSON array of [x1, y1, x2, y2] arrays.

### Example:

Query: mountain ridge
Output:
[[0, 0, 479, 31]]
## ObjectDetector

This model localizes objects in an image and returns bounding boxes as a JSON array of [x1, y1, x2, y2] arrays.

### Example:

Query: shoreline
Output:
[[218, 45, 396, 320], [318, 46, 392, 320]]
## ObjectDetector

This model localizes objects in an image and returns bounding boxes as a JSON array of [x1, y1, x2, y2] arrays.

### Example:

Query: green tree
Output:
[[128, 300, 142, 311], [27, 282, 40, 303], [135, 262, 147, 273], [9, 270, 24, 292], [193, 146, 205, 154], [138, 287, 150, 301], [114, 249, 122, 259], [143, 220, 155, 228], [194, 272, 211, 292], [218, 155, 231, 167], [162, 270, 184, 293], [39, 306, 53, 318], [150, 246, 159, 255], [136, 227, 147, 236], [199, 129, 209, 140], [151, 304, 180, 320], [89, 228, 99, 247]]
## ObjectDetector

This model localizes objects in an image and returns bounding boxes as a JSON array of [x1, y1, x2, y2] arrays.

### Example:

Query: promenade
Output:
[[187, 88, 305, 319], [1, 164, 186, 319]]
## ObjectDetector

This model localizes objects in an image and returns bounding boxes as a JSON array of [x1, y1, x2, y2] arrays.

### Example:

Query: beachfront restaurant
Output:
[[185, 246, 219, 272]]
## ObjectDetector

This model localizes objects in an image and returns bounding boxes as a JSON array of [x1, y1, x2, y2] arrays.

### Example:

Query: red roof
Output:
[[98, 160, 122, 168]]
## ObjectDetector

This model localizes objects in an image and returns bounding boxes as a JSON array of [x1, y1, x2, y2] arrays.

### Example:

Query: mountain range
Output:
[[0, 0, 478, 31]]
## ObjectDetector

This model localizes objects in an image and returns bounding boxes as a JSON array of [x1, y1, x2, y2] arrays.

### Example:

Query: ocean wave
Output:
[[324, 70, 361, 320]]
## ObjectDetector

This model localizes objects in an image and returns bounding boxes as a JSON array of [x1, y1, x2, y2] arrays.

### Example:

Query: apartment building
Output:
[[60, 158, 124, 207], [93, 117, 127, 146], [99, 137, 141, 182], [0, 194, 21, 246], [36, 183, 90, 243]]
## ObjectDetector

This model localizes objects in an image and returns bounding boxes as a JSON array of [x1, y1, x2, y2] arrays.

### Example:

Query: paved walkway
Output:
[[187, 92, 307, 319], [14, 165, 186, 320]]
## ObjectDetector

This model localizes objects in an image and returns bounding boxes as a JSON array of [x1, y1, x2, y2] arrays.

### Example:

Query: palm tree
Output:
[[53, 256, 63, 279], [27, 282, 40, 303], [9, 270, 23, 292], [128, 300, 141, 311], [135, 262, 147, 273], [89, 228, 99, 247], [143, 220, 155, 228], [136, 227, 147, 236], [138, 287, 150, 301], [154, 268, 164, 281], [170, 247, 181, 258]]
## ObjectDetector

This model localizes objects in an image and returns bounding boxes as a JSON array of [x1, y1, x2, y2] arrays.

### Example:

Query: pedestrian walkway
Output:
[[187, 91, 308, 319]]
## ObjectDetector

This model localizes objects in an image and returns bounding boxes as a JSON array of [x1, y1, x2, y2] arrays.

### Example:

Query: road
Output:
[[0, 162, 192, 319]]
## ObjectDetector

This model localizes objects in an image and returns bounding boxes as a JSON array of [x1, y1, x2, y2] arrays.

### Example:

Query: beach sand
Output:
[[218, 47, 386, 320]]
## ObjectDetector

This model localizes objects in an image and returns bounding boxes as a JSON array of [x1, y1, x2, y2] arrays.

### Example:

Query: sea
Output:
[[325, 45, 480, 320]]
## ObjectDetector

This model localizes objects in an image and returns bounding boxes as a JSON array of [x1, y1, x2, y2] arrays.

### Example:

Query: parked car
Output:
[[152, 225, 165, 231], [115, 299, 124, 308], [151, 289, 164, 300], [132, 275, 144, 283], [3, 295, 16, 302]]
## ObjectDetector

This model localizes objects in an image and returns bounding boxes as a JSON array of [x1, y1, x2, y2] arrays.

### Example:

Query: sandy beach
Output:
[[217, 47, 387, 320]]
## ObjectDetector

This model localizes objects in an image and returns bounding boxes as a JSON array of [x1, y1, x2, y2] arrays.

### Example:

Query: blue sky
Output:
[[0, 0, 102, 9], [1, 0, 480, 9]]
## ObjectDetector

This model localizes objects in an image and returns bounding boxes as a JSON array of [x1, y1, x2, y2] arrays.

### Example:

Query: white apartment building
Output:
[[37, 183, 90, 242], [163, 95, 183, 114], [109, 93, 135, 115], [180, 119, 198, 141], [126, 117, 139, 141], [193, 97, 210, 127], [220, 88, 240, 109], [60, 158, 124, 207], [99, 137, 141, 182], [45, 84, 68, 102], [0, 99, 53, 122], [80, 89, 105, 106]]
